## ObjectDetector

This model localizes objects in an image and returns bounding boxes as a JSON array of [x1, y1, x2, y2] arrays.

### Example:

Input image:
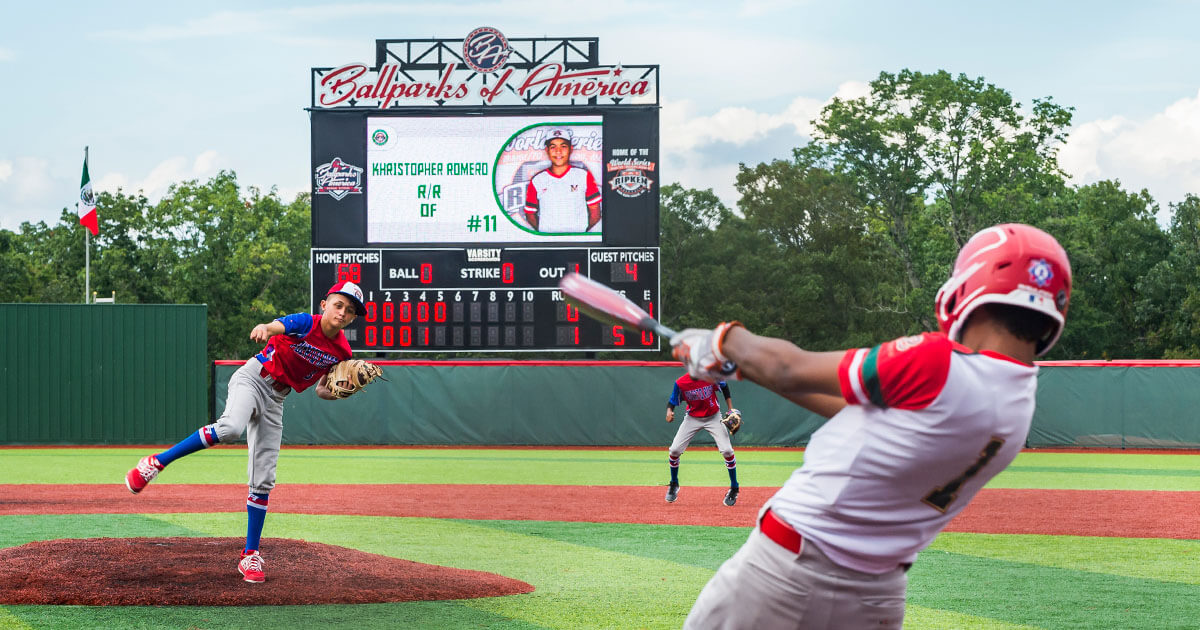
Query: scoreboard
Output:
[[309, 30, 661, 353], [313, 246, 659, 351]]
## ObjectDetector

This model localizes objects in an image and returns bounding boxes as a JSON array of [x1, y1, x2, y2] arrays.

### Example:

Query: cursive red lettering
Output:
[[318, 64, 367, 105]]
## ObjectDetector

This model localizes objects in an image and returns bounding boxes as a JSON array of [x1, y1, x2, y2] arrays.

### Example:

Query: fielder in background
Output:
[[664, 372, 740, 507], [124, 282, 371, 584], [672, 223, 1071, 629], [524, 128, 601, 233]]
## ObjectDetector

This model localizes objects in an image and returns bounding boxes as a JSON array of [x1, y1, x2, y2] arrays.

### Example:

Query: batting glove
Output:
[[670, 321, 744, 382]]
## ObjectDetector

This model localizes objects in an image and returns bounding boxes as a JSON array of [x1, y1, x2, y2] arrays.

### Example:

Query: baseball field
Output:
[[1, 446, 1199, 629]]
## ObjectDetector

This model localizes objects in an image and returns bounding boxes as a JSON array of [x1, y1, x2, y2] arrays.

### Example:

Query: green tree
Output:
[[1045, 182, 1168, 359], [1136, 194, 1200, 358], [812, 69, 1074, 329], [735, 151, 913, 348], [0, 229, 37, 302]]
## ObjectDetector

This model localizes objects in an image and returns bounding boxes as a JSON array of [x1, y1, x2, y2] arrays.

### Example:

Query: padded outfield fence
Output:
[[213, 359, 1200, 449], [3, 300, 1198, 447]]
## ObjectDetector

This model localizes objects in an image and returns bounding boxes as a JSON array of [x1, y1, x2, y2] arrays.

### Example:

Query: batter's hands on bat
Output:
[[670, 322, 744, 382]]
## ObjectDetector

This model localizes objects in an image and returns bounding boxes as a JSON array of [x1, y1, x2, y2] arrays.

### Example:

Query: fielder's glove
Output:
[[670, 321, 744, 382], [326, 360, 386, 399], [722, 409, 743, 436]]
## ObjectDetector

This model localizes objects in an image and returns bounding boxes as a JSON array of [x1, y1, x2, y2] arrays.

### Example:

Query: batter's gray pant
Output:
[[669, 412, 734, 458], [684, 507, 908, 629], [214, 358, 288, 495]]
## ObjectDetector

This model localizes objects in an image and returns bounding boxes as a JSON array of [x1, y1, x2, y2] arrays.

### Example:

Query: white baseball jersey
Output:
[[524, 166, 600, 233], [768, 331, 1037, 574]]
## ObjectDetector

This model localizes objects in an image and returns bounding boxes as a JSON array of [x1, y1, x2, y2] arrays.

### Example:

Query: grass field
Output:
[[1, 447, 1199, 629]]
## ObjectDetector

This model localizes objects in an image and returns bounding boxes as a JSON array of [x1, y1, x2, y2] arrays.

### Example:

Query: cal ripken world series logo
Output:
[[314, 157, 364, 200], [606, 157, 656, 198]]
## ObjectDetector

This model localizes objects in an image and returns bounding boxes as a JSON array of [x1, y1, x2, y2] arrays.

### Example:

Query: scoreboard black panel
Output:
[[312, 247, 660, 352]]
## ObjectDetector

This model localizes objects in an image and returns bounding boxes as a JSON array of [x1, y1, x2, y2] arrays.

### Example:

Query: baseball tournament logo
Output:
[[1028, 258, 1053, 288], [462, 27, 512, 73], [606, 158, 656, 198], [314, 157, 364, 200], [371, 129, 389, 146]]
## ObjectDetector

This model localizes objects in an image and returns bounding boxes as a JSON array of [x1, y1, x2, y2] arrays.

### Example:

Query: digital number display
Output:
[[312, 247, 659, 352]]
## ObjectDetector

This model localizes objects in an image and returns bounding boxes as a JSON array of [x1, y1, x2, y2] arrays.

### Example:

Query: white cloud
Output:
[[662, 81, 868, 153], [0, 157, 60, 230], [0, 157, 54, 203], [1060, 88, 1200, 206], [660, 81, 870, 208], [95, 151, 223, 201]]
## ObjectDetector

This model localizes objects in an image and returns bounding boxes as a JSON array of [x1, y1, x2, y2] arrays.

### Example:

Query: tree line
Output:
[[3, 69, 1198, 362]]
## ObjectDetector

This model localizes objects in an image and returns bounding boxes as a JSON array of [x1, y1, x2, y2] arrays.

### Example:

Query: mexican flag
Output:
[[78, 150, 98, 236]]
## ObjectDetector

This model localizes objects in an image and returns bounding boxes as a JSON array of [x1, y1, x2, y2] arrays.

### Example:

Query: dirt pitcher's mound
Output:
[[0, 537, 534, 606]]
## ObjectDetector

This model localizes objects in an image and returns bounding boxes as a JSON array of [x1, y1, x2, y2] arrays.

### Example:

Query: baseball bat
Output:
[[558, 272, 676, 339]]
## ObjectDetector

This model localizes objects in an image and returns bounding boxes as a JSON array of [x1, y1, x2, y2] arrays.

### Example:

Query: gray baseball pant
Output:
[[214, 358, 288, 495], [684, 507, 907, 629]]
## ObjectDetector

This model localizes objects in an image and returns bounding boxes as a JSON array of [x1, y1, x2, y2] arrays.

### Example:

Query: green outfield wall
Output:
[[212, 360, 1200, 448], [0, 304, 208, 444]]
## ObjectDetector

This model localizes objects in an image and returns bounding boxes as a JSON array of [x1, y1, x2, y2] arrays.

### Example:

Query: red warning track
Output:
[[2, 484, 1197, 539]]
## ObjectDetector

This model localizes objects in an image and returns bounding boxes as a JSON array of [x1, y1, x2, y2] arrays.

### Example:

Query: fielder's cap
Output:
[[327, 281, 366, 315], [544, 128, 573, 146]]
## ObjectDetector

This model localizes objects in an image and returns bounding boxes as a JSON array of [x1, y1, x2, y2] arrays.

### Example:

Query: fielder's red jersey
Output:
[[254, 313, 352, 392], [669, 374, 728, 418], [769, 331, 1037, 574]]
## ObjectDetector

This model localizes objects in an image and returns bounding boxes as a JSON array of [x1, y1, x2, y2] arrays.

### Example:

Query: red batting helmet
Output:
[[934, 223, 1071, 356]]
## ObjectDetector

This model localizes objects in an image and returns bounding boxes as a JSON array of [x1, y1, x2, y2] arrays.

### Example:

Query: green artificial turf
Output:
[[3, 448, 1200, 629], [5, 448, 1200, 491], [3, 513, 1200, 629]]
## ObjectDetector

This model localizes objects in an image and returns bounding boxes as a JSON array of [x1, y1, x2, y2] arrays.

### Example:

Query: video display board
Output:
[[366, 116, 604, 243]]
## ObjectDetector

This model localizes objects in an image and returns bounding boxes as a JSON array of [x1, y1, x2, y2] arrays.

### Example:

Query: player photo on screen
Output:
[[495, 123, 603, 235], [366, 115, 603, 244]]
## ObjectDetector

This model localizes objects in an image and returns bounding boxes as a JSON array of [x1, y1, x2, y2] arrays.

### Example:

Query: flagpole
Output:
[[84, 146, 91, 304]]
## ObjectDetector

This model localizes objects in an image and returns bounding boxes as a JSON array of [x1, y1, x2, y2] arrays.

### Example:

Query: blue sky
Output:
[[3, 1, 1200, 230]]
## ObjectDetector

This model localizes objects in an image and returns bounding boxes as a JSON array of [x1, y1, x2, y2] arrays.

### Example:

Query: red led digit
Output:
[[399, 302, 411, 322], [365, 326, 377, 347], [417, 302, 429, 322], [382, 302, 394, 323], [399, 326, 412, 347], [335, 263, 362, 282], [382, 326, 394, 347], [420, 263, 432, 284], [573, 326, 579, 344], [625, 263, 637, 282], [434, 301, 446, 322], [572, 263, 580, 274], [566, 304, 579, 322], [421, 327, 430, 345], [502, 262, 514, 284], [642, 331, 654, 346], [612, 325, 625, 346], [364, 301, 378, 323]]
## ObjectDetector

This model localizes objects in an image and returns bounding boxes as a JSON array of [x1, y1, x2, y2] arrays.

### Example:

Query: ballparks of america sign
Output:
[[310, 27, 659, 109]]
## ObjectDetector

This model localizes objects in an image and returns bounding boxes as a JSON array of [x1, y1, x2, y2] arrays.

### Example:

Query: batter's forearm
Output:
[[722, 327, 844, 412]]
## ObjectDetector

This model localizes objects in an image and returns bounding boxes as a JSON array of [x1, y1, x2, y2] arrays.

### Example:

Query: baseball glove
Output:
[[325, 360, 386, 399], [722, 409, 743, 436]]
